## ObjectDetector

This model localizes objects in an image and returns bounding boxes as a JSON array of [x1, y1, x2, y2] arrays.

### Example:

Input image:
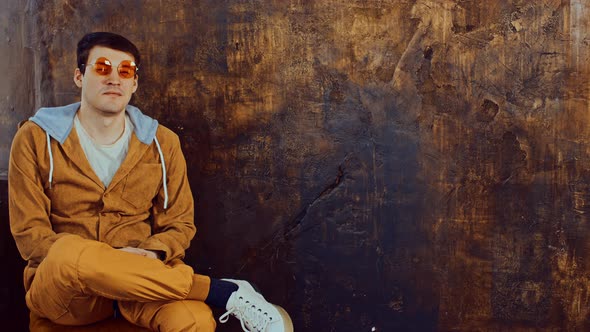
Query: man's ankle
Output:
[[205, 278, 239, 308]]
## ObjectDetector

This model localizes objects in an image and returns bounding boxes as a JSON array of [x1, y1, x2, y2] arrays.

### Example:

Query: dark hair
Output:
[[77, 32, 141, 73]]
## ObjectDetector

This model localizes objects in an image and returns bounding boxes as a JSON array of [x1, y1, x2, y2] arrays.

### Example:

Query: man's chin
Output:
[[97, 101, 129, 114]]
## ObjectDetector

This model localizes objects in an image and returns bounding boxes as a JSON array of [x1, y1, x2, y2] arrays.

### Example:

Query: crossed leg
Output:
[[26, 234, 214, 331]]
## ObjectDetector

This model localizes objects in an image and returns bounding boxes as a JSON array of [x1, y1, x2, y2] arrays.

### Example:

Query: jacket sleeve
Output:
[[8, 123, 67, 266], [138, 129, 196, 263]]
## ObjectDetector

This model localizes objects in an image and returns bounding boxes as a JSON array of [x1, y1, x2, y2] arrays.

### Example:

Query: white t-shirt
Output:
[[74, 114, 133, 187]]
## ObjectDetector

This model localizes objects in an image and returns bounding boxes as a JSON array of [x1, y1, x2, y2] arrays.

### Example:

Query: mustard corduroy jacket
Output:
[[8, 102, 196, 290]]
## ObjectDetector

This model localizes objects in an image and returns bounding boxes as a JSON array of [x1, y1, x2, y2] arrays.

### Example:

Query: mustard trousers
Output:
[[26, 235, 216, 331]]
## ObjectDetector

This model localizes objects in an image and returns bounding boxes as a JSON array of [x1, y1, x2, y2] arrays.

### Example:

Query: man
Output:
[[8, 32, 293, 332]]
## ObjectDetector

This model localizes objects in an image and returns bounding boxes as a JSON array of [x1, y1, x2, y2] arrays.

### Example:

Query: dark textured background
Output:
[[2, 0, 590, 331]]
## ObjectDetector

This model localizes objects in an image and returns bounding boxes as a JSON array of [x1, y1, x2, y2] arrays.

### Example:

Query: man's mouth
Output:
[[102, 90, 123, 96]]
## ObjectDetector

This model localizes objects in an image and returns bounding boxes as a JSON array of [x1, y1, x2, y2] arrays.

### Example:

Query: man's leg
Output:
[[118, 300, 216, 332], [26, 234, 205, 325], [29, 311, 150, 332], [27, 234, 292, 331]]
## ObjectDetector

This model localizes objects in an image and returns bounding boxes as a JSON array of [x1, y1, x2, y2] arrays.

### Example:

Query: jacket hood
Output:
[[29, 102, 159, 145]]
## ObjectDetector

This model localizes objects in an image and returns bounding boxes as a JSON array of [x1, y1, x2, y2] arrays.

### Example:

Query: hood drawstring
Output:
[[45, 131, 169, 210], [46, 132, 54, 189], [153, 136, 169, 210]]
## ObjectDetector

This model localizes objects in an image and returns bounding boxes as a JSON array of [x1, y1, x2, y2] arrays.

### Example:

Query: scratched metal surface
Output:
[[3, 0, 590, 331]]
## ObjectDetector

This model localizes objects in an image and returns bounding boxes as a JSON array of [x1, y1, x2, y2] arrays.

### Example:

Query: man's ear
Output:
[[74, 68, 83, 88], [132, 74, 138, 93]]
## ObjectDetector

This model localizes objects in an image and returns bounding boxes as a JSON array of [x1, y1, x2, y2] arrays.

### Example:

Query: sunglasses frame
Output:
[[81, 57, 139, 79]]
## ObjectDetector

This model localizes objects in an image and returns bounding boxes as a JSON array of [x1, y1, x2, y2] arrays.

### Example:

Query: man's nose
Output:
[[106, 68, 121, 84]]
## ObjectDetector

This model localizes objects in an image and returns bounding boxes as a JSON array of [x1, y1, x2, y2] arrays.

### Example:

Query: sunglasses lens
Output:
[[93, 57, 112, 76], [118, 60, 137, 79]]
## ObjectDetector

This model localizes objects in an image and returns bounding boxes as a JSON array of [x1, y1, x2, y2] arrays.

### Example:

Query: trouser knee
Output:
[[26, 235, 104, 323], [155, 301, 215, 332], [120, 300, 216, 332]]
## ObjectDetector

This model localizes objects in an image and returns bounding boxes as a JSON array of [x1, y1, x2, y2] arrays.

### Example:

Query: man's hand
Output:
[[117, 247, 159, 259]]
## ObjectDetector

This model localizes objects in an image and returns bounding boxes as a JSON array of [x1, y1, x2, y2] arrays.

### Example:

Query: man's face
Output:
[[74, 46, 138, 115]]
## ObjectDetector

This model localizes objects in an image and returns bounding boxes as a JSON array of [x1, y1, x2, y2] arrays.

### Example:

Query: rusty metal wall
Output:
[[0, 0, 34, 179], [0, 1, 32, 329], [3, 0, 590, 331]]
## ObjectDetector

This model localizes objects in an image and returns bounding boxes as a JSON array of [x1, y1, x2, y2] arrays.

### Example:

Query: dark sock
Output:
[[205, 278, 239, 309]]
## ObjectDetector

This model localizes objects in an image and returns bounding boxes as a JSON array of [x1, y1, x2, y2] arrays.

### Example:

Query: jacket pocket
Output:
[[121, 163, 163, 209]]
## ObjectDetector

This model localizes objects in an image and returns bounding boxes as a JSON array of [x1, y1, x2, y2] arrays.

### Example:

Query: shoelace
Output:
[[219, 296, 272, 332]]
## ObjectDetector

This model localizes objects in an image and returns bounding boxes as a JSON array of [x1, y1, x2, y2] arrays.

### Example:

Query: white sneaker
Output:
[[219, 279, 293, 332]]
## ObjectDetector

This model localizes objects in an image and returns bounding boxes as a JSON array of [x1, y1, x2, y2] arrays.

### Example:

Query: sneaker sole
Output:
[[274, 305, 294, 332]]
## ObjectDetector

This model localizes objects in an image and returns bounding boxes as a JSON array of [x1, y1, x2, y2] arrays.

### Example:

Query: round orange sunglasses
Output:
[[81, 57, 138, 79]]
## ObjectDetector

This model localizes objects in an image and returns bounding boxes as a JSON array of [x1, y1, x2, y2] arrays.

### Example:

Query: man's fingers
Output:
[[117, 247, 146, 256], [117, 247, 157, 259]]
